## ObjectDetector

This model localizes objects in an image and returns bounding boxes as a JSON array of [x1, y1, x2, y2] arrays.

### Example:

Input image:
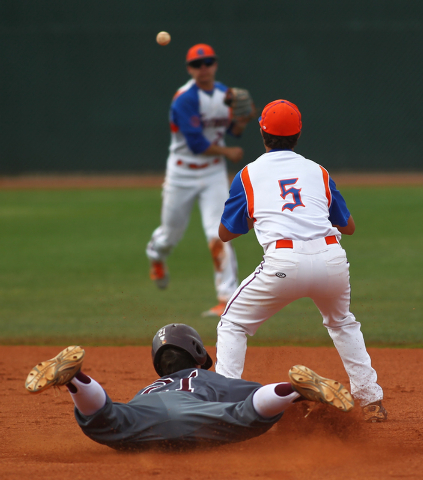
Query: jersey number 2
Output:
[[278, 178, 305, 211]]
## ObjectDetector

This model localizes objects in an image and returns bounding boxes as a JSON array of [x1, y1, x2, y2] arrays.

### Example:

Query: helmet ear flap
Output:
[[192, 340, 213, 371]]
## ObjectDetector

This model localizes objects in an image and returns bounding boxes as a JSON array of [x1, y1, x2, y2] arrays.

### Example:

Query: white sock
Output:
[[252, 383, 300, 418], [68, 377, 107, 416]]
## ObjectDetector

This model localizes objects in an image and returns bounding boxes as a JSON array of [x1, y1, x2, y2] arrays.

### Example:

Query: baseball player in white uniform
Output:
[[215, 100, 387, 423], [146, 43, 254, 317]]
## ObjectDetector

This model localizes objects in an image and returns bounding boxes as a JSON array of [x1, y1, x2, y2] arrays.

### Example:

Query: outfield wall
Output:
[[1, 1, 422, 174]]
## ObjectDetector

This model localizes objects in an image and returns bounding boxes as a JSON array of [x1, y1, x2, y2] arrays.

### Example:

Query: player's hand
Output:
[[234, 103, 257, 127], [229, 104, 257, 136], [225, 147, 244, 163]]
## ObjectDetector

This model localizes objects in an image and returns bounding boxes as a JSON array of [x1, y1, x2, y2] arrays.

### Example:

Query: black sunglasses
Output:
[[188, 58, 216, 69]]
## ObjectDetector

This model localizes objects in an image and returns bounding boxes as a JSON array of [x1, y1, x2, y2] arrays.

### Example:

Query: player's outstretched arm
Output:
[[333, 215, 356, 235]]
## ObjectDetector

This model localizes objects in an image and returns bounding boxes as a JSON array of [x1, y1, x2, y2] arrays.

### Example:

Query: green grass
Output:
[[0, 186, 422, 346]]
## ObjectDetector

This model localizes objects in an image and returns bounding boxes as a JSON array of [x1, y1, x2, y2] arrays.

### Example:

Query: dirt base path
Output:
[[2, 346, 422, 480]]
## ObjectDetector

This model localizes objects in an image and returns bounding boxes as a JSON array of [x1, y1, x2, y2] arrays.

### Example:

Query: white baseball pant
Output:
[[216, 237, 383, 406], [146, 169, 238, 302]]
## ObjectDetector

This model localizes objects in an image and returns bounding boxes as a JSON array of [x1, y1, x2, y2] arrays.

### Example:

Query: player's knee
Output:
[[323, 312, 358, 328], [217, 319, 248, 335]]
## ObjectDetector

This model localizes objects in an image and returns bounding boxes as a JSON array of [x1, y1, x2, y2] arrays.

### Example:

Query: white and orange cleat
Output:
[[201, 301, 227, 318], [149, 260, 169, 289]]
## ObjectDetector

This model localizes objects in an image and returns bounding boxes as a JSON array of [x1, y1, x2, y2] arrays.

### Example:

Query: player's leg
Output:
[[198, 169, 238, 316], [25, 346, 106, 415], [146, 181, 197, 288], [252, 382, 300, 417], [252, 366, 354, 418], [309, 247, 386, 420], [216, 254, 302, 378], [66, 373, 107, 415]]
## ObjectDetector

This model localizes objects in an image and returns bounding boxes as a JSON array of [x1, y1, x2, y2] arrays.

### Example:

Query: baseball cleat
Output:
[[149, 260, 169, 289], [201, 301, 227, 318], [362, 400, 388, 423], [289, 365, 354, 413], [25, 346, 85, 394]]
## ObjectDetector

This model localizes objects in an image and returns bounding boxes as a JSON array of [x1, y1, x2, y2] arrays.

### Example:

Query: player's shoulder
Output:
[[172, 79, 199, 105], [269, 150, 321, 169], [200, 369, 226, 378], [194, 369, 233, 385], [246, 150, 320, 178], [298, 155, 334, 180], [213, 81, 228, 93], [288, 149, 321, 167], [167, 368, 225, 379], [244, 152, 271, 171]]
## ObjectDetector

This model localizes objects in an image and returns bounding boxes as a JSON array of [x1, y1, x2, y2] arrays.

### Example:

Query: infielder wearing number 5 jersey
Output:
[[25, 323, 355, 450], [216, 100, 387, 423]]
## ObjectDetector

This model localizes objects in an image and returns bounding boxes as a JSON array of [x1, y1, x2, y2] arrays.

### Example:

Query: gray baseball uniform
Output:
[[75, 369, 281, 451]]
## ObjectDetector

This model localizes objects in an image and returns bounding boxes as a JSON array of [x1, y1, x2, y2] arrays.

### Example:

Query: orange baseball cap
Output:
[[258, 100, 302, 136], [186, 44, 217, 63]]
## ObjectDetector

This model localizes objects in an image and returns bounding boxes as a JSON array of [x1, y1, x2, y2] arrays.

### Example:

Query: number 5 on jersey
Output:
[[278, 178, 305, 211]]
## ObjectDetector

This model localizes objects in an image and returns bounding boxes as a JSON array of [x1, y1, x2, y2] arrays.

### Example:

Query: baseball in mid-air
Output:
[[156, 31, 171, 46]]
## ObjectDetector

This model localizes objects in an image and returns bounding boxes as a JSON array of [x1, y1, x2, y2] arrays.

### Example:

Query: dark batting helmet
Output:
[[152, 323, 213, 377]]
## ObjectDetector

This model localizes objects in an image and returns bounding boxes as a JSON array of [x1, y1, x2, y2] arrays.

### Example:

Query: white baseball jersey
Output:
[[221, 149, 350, 250], [166, 79, 232, 183]]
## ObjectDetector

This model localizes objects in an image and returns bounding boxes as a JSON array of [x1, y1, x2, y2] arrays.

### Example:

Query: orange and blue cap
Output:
[[186, 44, 217, 63], [258, 100, 302, 136]]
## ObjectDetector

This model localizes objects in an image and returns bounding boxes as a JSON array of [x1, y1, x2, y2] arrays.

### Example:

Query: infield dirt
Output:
[[3, 345, 423, 480]]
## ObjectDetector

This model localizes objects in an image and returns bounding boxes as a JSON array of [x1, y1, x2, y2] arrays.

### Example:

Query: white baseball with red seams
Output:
[[156, 31, 171, 46]]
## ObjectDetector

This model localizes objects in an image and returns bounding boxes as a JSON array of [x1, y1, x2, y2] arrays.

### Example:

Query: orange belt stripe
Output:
[[276, 236, 338, 249], [275, 239, 293, 249]]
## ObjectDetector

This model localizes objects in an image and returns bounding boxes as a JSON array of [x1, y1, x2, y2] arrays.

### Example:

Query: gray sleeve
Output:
[[74, 393, 173, 450]]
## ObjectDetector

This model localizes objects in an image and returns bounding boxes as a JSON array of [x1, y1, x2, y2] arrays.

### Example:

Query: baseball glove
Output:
[[224, 87, 256, 120]]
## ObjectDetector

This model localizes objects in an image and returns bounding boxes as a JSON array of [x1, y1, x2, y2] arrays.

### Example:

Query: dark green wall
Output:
[[1, 1, 422, 174]]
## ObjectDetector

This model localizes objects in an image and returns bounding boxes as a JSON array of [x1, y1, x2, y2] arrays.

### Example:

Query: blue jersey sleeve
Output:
[[328, 177, 350, 227], [220, 171, 250, 234], [170, 88, 211, 154]]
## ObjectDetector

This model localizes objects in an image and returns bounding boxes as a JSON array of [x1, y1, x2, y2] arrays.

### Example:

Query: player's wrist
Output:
[[203, 144, 225, 156]]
